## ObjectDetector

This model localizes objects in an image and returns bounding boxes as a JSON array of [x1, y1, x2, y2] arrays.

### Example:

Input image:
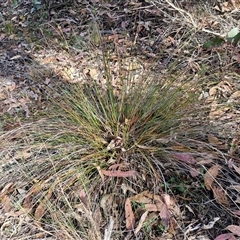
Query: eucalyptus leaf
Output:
[[233, 32, 240, 46], [203, 37, 225, 49], [226, 27, 239, 40]]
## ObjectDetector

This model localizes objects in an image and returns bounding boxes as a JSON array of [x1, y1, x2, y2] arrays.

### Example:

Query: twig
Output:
[[104, 216, 114, 240], [163, 0, 197, 28]]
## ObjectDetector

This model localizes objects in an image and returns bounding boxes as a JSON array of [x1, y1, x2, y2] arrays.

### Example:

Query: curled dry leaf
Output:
[[125, 198, 135, 230], [204, 165, 221, 190]]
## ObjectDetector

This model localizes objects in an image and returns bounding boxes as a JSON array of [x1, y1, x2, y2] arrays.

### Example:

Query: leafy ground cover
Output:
[[0, 0, 240, 239]]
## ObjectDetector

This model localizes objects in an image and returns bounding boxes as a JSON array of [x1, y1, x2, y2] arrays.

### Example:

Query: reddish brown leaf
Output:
[[171, 153, 196, 164], [159, 204, 170, 228], [189, 167, 200, 177], [204, 165, 221, 190], [212, 186, 229, 206], [214, 233, 236, 240], [102, 170, 137, 177], [79, 189, 88, 208], [23, 182, 44, 210], [233, 211, 240, 216], [226, 225, 240, 237], [125, 198, 135, 230], [35, 203, 46, 221]]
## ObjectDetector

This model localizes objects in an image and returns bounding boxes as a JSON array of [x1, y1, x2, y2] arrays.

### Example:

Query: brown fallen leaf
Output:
[[209, 107, 230, 120], [0, 182, 14, 197], [1, 195, 12, 213], [125, 198, 135, 230], [35, 188, 53, 221], [130, 190, 163, 204], [230, 91, 240, 100], [204, 165, 221, 190], [145, 202, 164, 212], [212, 186, 229, 206], [23, 182, 44, 210], [208, 134, 224, 147]]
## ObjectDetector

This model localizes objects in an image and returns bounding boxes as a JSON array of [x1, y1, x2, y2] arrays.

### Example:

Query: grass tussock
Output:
[[0, 47, 206, 239]]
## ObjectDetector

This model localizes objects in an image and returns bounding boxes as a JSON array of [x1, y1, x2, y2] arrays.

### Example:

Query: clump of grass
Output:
[[38, 50, 200, 236], [0, 45, 203, 239]]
